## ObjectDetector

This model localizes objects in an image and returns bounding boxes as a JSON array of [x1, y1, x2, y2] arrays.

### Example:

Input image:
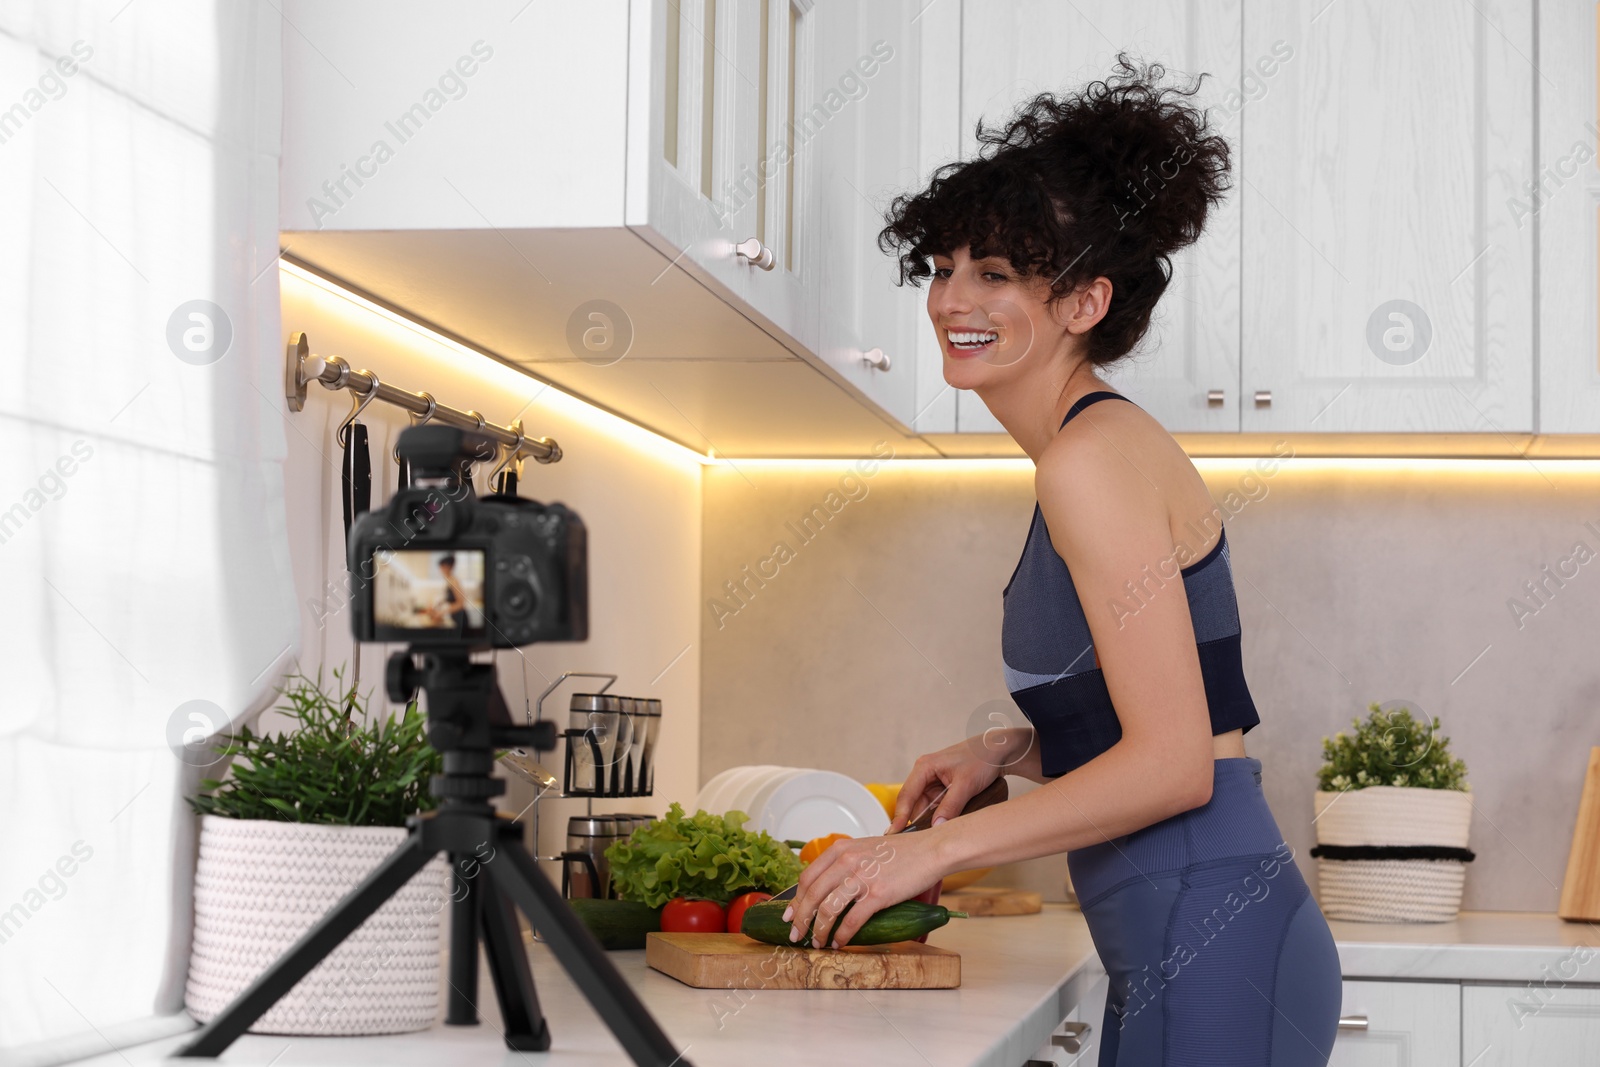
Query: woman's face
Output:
[[926, 246, 1104, 392]]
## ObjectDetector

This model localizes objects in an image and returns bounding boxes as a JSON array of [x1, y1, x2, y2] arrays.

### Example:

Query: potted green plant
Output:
[[1311, 702, 1475, 923], [184, 668, 449, 1035]]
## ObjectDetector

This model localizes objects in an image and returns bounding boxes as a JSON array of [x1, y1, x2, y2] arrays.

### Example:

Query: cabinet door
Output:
[[811, 0, 922, 430], [1462, 983, 1600, 1066], [1240, 0, 1534, 434], [1535, 0, 1600, 432], [955, 0, 1244, 434], [1329, 980, 1459, 1067], [641, 0, 751, 307], [730, 0, 819, 355], [908, 0, 960, 434]]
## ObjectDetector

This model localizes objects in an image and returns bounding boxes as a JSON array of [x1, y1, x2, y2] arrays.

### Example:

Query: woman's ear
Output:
[[1054, 276, 1113, 335]]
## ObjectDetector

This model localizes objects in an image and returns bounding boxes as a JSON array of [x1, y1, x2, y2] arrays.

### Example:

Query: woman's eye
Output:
[[983, 271, 1007, 282]]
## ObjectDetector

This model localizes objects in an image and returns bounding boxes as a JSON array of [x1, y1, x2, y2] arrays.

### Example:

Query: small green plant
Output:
[[1317, 702, 1469, 793], [188, 667, 443, 826]]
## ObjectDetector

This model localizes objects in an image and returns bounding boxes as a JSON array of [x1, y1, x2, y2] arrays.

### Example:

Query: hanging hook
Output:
[[336, 372, 381, 449], [392, 390, 437, 462], [486, 420, 526, 487]]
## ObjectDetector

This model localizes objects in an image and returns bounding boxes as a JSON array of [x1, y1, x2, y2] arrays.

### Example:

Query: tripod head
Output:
[[387, 648, 557, 758]]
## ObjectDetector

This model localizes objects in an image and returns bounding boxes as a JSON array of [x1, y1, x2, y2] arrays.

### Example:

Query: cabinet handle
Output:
[[1051, 1020, 1091, 1053], [1207, 389, 1225, 406], [734, 237, 776, 271], [861, 347, 891, 371], [1253, 389, 1272, 406], [1336, 1014, 1369, 1031]]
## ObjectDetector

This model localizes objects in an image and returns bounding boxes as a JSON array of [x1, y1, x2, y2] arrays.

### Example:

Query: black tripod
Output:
[[177, 652, 691, 1067]]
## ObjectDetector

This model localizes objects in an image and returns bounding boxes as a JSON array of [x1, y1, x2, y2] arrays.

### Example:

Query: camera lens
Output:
[[501, 578, 537, 619]]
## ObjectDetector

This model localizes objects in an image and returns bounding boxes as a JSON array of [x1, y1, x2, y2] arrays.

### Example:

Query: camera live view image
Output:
[[373, 550, 485, 631]]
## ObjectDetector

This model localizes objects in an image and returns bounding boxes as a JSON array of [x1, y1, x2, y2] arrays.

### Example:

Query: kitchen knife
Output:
[[769, 776, 1010, 901]]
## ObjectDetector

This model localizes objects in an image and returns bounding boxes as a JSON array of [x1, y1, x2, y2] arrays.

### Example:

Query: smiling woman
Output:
[[780, 53, 1343, 1067]]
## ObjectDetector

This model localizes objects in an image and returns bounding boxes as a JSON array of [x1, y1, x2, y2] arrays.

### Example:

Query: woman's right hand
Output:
[[888, 732, 1015, 833]]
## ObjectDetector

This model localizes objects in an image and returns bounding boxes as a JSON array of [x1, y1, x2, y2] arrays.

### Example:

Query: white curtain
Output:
[[0, 2, 296, 1062]]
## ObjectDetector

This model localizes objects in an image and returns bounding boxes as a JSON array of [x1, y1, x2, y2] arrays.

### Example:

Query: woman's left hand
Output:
[[782, 829, 945, 948]]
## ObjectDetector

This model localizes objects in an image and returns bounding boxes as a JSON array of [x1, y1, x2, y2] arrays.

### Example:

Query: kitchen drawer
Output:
[[1024, 963, 1109, 1066], [1329, 979, 1460, 1067], [1461, 981, 1600, 1065]]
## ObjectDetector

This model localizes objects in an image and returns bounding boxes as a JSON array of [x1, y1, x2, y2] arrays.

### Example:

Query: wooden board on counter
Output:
[[940, 886, 1044, 916], [646, 932, 960, 990], [1559, 745, 1600, 922]]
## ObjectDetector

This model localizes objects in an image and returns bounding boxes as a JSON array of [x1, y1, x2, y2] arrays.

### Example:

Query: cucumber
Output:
[[566, 898, 661, 950], [740, 899, 964, 948]]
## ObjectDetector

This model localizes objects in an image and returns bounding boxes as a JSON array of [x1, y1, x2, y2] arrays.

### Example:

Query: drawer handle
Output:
[[1052, 1019, 1091, 1053], [861, 347, 892, 371], [1254, 389, 1272, 406], [1207, 389, 1225, 406], [1337, 1014, 1369, 1031], [734, 237, 776, 271]]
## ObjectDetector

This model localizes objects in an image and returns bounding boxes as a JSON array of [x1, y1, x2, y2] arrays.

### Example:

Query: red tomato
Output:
[[661, 897, 727, 933], [726, 891, 772, 934]]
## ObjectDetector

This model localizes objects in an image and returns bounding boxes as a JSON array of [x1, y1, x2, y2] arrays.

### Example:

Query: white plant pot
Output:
[[1312, 786, 1473, 923], [186, 815, 450, 1035]]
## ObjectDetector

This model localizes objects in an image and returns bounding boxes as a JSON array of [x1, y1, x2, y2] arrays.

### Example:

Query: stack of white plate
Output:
[[691, 765, 888, 842]]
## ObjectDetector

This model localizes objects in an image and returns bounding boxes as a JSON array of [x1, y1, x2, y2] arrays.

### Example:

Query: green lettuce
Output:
[[604, 802, 803, 908]]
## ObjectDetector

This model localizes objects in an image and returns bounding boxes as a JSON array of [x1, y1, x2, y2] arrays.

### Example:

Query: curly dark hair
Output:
[[878, 52, 1232, 368]]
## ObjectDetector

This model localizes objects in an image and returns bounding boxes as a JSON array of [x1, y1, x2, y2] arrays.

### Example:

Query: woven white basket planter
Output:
[[1312, 786, 1473, 923], [186, 815, 450, 1035]]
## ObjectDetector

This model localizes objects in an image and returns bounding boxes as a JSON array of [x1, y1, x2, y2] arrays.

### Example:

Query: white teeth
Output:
[[948, 329, 999, 347]]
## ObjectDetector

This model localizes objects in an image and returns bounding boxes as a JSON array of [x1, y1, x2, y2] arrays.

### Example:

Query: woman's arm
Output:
[[934, 409, 1217, 869]]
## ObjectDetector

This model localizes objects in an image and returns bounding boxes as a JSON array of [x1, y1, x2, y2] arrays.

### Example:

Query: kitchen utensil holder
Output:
[[560, 727, 652, 798]]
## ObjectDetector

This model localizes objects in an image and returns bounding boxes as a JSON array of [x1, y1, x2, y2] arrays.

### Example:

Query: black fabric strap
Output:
[[1059, 390, 1135, 429], [1309, 843, 1476, 863], [341, 422, 371, 537]]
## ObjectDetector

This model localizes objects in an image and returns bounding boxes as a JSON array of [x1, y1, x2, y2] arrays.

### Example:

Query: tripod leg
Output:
[[175, 835, 436, 1057], [477, 865, 551, 1051], [492, 841, 692, 1067], [446, 859, 481, 1025]]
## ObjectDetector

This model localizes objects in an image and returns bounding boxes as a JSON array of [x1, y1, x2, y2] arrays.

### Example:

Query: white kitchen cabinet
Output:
[[907, 0, 961, 434], [953, 0, 1245, 435], [642, 0, 757, 318], [277, 0, 942, 458], [725, 0, 820, 356], [810, 0, 925, 430], [1025, 963, 1109, 1066], [1461, 982, 1600, 1066], [1329, 980, 1460, 1067], [1240, 0, 1535, 435], [1534, 0, 1600, 432]]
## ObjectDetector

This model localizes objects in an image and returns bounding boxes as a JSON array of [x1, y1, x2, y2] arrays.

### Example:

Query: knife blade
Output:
[[769, 776, 1009, 901]]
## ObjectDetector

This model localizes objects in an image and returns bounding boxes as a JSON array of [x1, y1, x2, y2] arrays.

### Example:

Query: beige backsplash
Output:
[[700, 453, 1600, 913]]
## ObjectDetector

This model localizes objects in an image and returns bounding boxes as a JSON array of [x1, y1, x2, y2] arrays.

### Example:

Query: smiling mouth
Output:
[[946, 328, 1000, 356]]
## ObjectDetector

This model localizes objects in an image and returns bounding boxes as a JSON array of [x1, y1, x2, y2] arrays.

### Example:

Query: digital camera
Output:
[[348, 425, 587, 648]]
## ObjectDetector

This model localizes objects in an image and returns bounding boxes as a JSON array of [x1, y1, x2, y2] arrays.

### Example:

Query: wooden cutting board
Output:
[[646, 932, 960, 989], [1559, 746, 1600, 922], [939, 886, 1043, 916]]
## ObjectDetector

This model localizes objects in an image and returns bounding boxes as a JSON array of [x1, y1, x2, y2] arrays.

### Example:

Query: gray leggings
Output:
[[1067, 757, 1343, 1066]]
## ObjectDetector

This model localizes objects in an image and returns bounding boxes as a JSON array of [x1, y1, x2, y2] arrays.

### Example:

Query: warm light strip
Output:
[[723, 456, 1600, 475], [278, 260, 712, 470]]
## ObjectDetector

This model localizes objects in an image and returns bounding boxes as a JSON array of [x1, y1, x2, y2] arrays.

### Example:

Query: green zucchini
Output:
[[566, 898, 662, 950], [740, 899, 964, 948]]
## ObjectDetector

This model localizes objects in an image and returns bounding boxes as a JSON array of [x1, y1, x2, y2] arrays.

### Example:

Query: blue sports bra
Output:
[[1001, 390, 1260, 778]]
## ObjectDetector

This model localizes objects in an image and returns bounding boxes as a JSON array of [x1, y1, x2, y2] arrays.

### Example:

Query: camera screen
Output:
[[372, 550, 486, 634]]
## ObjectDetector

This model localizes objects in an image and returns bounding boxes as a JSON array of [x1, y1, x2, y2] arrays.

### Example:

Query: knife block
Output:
[[1558, 746, 1600, 922]]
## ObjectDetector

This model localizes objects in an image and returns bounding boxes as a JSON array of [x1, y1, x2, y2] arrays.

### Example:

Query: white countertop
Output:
[[71, 905, 1103, 1067], [1328, 909, 1600, 983], [66, 907, 1600, 1067]]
